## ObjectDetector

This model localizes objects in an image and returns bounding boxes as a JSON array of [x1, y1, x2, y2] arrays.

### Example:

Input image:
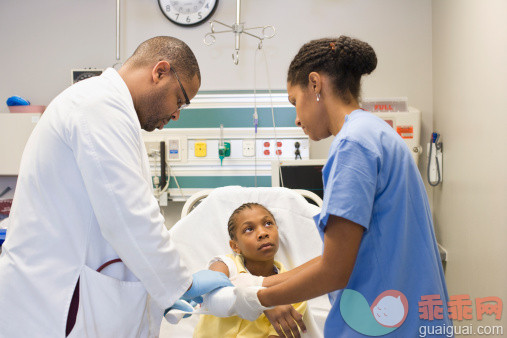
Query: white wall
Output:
[[0, 0, 434, 157], [432, 0, 507, 331], [1, 1, 505, 331], [0, 1, 435, 232]]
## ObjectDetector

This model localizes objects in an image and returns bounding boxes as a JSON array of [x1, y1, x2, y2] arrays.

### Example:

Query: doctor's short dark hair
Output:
[[287, 36, 377, 104], [126, 36, 201, 84], [227, 203, 276, 240]]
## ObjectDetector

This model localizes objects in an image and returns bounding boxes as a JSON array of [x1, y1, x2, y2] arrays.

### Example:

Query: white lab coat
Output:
[[0, 69, 192, 337]]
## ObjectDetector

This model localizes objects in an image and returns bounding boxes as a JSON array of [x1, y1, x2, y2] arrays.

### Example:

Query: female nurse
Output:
[[232, 36, 453, 337]]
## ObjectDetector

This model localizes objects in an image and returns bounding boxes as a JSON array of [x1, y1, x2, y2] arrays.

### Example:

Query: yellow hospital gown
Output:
[[193, 254, 307, 338]]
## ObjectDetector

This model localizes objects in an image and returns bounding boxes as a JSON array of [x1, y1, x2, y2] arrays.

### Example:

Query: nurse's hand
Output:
[[182, 270, 233, 303], [233, 286, 271, 321], [264, 305, 306, 338]]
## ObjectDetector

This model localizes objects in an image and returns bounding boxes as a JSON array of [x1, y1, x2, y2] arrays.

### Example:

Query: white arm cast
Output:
[[200, 286, 237, 317]]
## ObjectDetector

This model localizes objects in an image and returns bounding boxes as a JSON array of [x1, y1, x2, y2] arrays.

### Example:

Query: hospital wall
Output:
[[1, 0, 505, 331], [0, 0, 435, 221], [432, 0, 507, 332]]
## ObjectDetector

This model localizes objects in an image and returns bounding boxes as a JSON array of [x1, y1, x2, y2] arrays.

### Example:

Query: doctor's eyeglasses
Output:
[[170, 67, 190, 110]]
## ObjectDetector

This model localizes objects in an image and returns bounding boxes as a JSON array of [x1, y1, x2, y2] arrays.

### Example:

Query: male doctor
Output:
[[0, 36, 230, 337]]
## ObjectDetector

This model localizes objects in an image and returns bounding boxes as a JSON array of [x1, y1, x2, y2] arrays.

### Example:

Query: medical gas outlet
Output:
[[295, 142, 302, 160], [218, 142, 231, 165]]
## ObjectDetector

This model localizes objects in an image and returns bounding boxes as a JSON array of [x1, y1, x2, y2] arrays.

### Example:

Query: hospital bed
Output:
[[159, 186, 330, 337]]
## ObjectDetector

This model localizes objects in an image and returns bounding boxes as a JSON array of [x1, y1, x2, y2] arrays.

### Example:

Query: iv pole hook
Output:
[[203, 0, 275, 65], [232, 50, 240, 65]]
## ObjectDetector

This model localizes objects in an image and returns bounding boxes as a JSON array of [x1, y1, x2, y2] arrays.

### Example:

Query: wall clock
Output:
[[158, 0, 219, 27]]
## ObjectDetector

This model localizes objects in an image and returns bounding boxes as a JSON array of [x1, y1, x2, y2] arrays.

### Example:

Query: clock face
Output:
[[158, 0, 219, 27]]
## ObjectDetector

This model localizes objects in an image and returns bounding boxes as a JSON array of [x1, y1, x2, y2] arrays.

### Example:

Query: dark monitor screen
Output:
[[279, 165, 324, 200]]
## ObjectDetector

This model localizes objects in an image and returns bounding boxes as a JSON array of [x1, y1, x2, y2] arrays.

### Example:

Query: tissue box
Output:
[[8, 105, 46, 114]]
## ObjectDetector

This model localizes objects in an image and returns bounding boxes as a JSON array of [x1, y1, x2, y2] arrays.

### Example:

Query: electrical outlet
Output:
[[159, 191, 168, 206], [242, 140, 255, 157], [194, 142, 207, 157], [144, 142, 160, 158]]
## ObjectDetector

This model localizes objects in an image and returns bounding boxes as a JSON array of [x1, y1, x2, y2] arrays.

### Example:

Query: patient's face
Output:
[[231, 206, 279, 262]]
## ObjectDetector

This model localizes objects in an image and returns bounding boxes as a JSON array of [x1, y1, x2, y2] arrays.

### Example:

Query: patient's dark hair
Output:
[[228, 203, 276, 240]]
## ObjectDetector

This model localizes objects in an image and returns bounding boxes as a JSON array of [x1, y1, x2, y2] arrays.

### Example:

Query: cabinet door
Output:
[[0, 113, 41, 175]]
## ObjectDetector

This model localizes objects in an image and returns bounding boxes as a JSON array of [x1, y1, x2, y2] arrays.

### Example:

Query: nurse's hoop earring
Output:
[[316, 93, 321, 102]]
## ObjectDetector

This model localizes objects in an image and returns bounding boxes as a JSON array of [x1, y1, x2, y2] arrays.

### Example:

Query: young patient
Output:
[[193, 203, 307, 338]]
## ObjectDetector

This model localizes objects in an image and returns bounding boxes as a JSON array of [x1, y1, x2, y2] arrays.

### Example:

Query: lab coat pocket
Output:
[[70, 265, 150, 338]]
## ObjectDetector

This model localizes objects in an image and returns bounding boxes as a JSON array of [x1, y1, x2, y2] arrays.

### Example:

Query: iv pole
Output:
[[204, 0, 275, 65], [113, 0, 122, 69]]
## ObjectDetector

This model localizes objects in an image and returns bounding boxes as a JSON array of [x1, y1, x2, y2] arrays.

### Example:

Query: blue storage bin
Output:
[[0, 229, 6, 247]]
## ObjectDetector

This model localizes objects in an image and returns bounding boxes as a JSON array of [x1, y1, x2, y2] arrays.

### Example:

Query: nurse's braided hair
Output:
[[227, 203, 276, 240], [287, 36, 377, 104]]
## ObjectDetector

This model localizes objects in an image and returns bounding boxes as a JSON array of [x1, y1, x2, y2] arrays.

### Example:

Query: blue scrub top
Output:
[[315, 109, 452, 337]]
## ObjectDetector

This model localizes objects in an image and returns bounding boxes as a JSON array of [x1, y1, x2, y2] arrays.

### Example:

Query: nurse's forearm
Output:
[[258, 215, 364, 307], [262, 256, 321, 287], [258, 257, 346, 306]]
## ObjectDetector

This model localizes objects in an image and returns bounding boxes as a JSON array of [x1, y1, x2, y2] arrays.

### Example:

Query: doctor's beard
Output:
[[136, 85, 174, 132]]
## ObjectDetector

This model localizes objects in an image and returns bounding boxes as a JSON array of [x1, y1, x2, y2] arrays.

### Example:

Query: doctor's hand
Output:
[[233, 286, 271, 321], [163, 299, 195, 324], [230, 272, 264, 288], [264, 305, 306, 338], [182, 270, 233, 303]]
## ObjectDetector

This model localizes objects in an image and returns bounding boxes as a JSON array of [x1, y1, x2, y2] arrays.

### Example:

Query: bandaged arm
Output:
[[209, 259, 307, 327], [200, 286, 237, 317], [201, 260, 239, 317], [206, 260, 271, 321]]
